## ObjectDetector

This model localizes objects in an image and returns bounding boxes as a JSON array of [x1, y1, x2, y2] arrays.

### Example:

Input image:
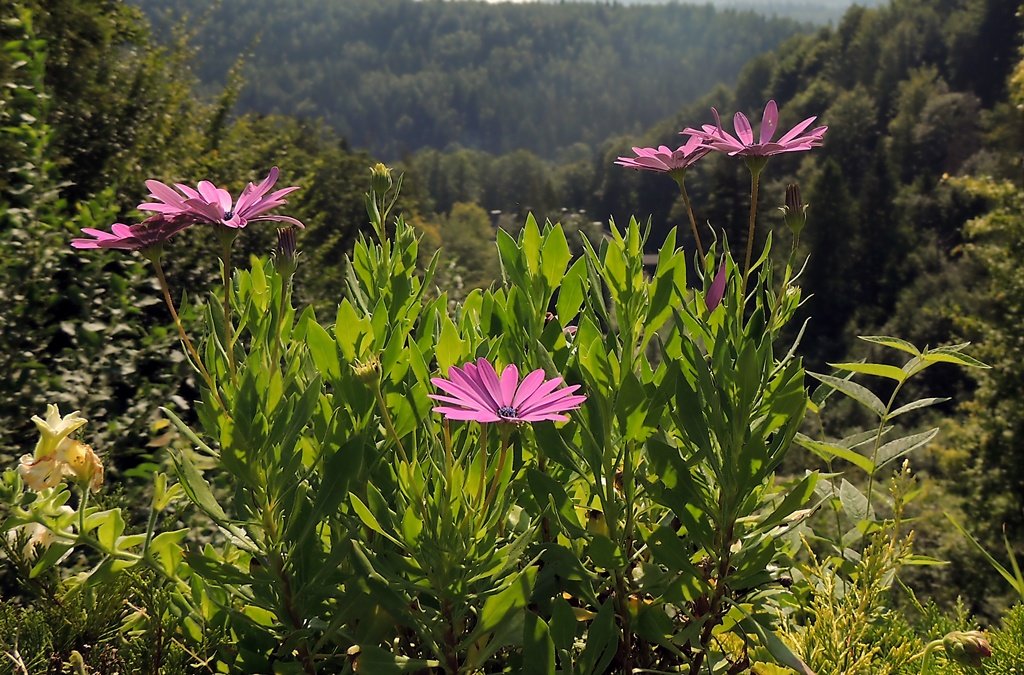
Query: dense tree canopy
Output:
[[134, 0, 808, 158]]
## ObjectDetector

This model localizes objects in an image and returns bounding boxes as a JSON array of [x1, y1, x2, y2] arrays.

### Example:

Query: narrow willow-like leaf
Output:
[[922, 349, 990, 369], [947, 514, 1024, 598], [858, 335, 921, 356], [807, 372, 886, 418], [875, 428, 939, 470], [795, 433, 875, 473], [889, 397, 950, 418], [828, 361, 906, 383]]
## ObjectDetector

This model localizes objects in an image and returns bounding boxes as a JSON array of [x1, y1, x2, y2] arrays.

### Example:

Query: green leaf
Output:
[[922, 346, 990, 369], [875, 428, 939, 470], [169, 449, 227, 522], [889, 397, 950, 418], [556, 257, 587, 323], [947, 514, 1024, 598], [436, 314, 463, 372], [522, 613, 556, 675], [148, 529, 188, 575], [522, 214, 542, 275], [305, 320, 341, 381], [526, 468, 585, 536], [351, 645, 441, 674], [161, 407, 217, 457], [578, 600, 617, 675], [549, 596, 577, 653], [587, 534, 626, 570], [807, 372, 886, 418], [756, 472, 819, 533], [465, 566, 537, 645], [742, 611, 816, 675], [794, 433, 875, 473], [29, 542, 74, 578], [541, 225, 571, 290], [839, 479, 872, 523], [828, 361, 906, 383], [95, 508, 125, 550], [858, 335, 921, 356], [350, 494, 402, 547]]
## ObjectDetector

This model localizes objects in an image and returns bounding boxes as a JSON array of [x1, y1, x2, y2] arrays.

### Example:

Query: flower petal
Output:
[[733, 112, 754, 146], [760, 100, 779, 144]]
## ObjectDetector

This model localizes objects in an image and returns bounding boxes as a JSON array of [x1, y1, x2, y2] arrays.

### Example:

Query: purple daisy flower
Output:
[[430, 358, 586, 423], [614, 134, 710, 174], [71, 215, 191, 252], [684, 100, 827, 157], [138, 166, 303, 229]]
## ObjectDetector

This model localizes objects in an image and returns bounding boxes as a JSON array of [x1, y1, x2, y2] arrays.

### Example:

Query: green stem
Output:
[[150, 256, 228, 412], [911, 639, 944, 673], [742, 164, 764, 288], [372, 379, 410, 464], [219, 233, 237, 379], [78, 485, 89, 534], [475, 425, 489, 509], [142, 501, 158, 558], [864, 380, 906, 521], [482, 428, 510, 516], [677, 176, 705, 259], [270, 270, 293, 376]]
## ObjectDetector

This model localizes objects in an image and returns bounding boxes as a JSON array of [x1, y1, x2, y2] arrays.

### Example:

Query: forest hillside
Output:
[[134, 0, 808, 157]]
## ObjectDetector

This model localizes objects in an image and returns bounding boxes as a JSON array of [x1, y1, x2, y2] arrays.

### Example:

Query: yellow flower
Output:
[[31, 404, 87, 459], [59, 440, 104, 492], [18, 405, 103, 492]]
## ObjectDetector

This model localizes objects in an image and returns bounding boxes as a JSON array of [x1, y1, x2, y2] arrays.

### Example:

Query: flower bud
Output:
[[780, 183, 808, 238], [942, 630, 992, 667], [353, 355, 381, 385], [706, 259, 728, 311], [274, 226, 299, 276], [370, 163, 393, 195]]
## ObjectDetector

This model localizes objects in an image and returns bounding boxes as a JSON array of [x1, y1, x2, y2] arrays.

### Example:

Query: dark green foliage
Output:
[[0, 570, 197, 674], [0, 7, 189, 474], [135, 0, 808, 158]]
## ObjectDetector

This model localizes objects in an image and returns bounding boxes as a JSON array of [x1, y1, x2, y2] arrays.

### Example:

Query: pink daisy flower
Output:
[[614, 134, 710, 175], [683, 100, 827, 157], [138, 166, 303, 229], [430, 358, 586, 423], [71, 215, 191, 252]]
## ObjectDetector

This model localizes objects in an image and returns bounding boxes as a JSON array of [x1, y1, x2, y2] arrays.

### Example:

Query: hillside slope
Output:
[[134, 0, 807, 158]]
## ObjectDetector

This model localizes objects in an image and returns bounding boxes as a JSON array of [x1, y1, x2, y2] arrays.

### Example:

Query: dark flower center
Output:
[[497, 405, 518, 419], [223, 210, 235, 220]]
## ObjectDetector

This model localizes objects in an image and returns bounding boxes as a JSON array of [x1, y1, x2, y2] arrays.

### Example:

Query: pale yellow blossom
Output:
[[17, 405, 103, 492]]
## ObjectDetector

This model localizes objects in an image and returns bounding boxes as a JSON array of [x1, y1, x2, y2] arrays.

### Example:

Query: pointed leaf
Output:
[[922, 348, 990, 369], [828, 361, 906, 383], [839, 478, 871, 523], [541, 225, 572, 290], [875, 428, 939, 470], [858, 335, 920, 356], [889, 397, 950, 418], [522, 613, 556, 675], [795, 433, 875, 473], [807, 372, 886, 418]]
